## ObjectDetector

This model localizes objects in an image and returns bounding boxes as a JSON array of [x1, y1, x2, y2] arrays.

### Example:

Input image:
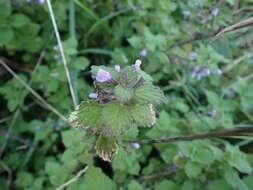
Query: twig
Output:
[[130, 127, 253, 144], [0, 110, 20, 158], [54, 166, 89, 190], [138, 170, 174, 181], [0, 116, 11, 124], [212, 16, 253, 42], [222, 51, 253, 73], [0, 59, 67, 122], [173, 32, 216, 47], [224, 72, 253, 91], [0, 130, 37, 149], [46, 0, 78, 107], [0, 161, 12, 190]]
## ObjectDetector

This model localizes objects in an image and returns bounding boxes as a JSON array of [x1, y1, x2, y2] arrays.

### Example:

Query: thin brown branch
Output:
[[130, 127, 253, 144], [212, 17, 253, 42], [173, 32, 216, 47]]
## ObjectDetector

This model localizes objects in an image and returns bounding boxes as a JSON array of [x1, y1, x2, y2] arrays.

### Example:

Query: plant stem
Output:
[[130, 127, 253, 144]]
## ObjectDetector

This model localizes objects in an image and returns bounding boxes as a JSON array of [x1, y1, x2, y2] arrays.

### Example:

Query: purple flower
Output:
[[89, 93, 98, 99], [188, 52, 198, 61], [96, 69, 112, 82], [213, 68, 222, 74], [211, 8, 219, 17], [166, 165, 177, 172], [178, 152, 185, 158], [130, 143, 140, 149], [140, 49, 148, 57], [54, 54, 60, 60], [35, 125, 41, 131], [38, 0, 45, 4], [115, 3, 123, 10], [191, 66, 200, 78], [53, 45, 59, 51], [114, 65, 121, 72], [226, 92, 235, 99], [201, 68, 211, 76], [208, 109, 217, 116], [134, 59, 142, 71], [182, 10, 190, 18]]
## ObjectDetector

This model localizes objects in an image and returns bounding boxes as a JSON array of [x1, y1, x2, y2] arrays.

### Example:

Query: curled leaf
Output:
[[95, 134, 119, 162]]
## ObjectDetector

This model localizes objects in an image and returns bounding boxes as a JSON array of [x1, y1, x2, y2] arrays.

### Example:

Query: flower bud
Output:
[[130, 142, 140, 149], [114, 65, 121, 72], [134, 59, 142, 71], [89, 93, 98, 99]]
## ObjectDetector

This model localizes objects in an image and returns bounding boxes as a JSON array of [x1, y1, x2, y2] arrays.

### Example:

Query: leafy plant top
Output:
[[68, 60, 165, 161]]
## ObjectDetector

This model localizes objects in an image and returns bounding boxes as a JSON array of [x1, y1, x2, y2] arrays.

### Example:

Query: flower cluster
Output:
[[191, 66, 222, 80]]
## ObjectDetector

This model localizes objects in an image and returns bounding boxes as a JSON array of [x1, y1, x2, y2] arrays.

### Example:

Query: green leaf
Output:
[[61, 129, 85, 152], [0, 3, 11, 17], [134, 83, 165, 104], [208, 180, 234, 190], [121, 124, 139, 140], [128, 180, 143, 190], [62, 36, 78, 55], [130, 104, 156, 127], [72, 57, 90, 70], [185, 161, 202, 178], [191, 147, 215, 165], [95, 134, 118, 162], [120, 66, 139, 88], [11, 14, 30, 28], [15, 172, 33, 188], [82, 167, 116, 190], [114, 85, 133, 102], [226, 145, 252, 174], [45, 160, 69, 186], [224, 166, 250, 190], [127, 35, 142, 48], [68, 101, 103, 130], [0, 27, 14, 44], [102, 103, 132, 137], [155, 180, 178, 190]]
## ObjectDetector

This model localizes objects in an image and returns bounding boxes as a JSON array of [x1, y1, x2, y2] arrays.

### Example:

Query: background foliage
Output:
[[1, 0, 253, 189]]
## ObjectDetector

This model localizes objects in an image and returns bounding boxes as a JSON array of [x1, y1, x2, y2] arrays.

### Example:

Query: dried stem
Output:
[[130, 127, 253, 144], [54, 166, 89, 190], [46, 0, 78, 107]]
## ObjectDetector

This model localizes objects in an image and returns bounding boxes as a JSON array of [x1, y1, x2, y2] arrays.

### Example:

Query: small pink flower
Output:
[[211, 8, 219, 17], [140, 49, 148, 57], [130, 143, 140, 149], [134, 59, 142, 71], [89, 93, 98, 99], [38, 0, 45, 4], [188, 52, 198, 61], [96, 69, 112, 82], [114, 65, 121, 72]]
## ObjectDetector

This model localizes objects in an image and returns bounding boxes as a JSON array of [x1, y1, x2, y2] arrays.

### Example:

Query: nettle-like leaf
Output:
[[95, 134, 119, 162], [68, 101, 103, 131], [134, 83, 165, 104], [102, 103, 133, 137], [130, 104, 156, 127], [114, 85, 133, 102], [120, 66, 140, 88]]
